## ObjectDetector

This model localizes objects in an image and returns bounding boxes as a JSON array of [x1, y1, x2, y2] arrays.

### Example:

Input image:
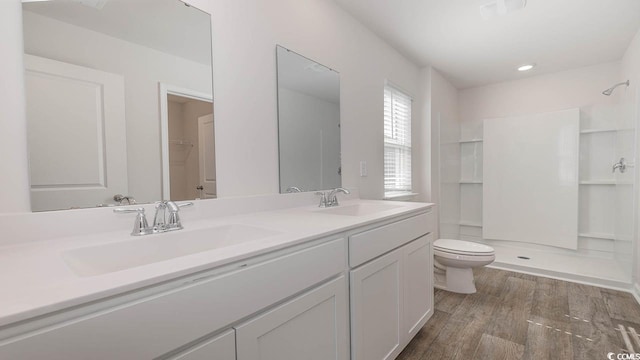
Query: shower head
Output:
[[602, 80, 630, 96]]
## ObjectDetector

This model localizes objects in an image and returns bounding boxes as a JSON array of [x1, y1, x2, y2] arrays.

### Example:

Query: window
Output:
[[384, 84, 412, 197]]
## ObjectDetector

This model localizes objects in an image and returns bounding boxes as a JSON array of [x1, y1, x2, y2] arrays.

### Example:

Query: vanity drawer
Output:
[[170, 329, 235, 360], [349, 211, 432, 267], [0, 237, 346, 360]]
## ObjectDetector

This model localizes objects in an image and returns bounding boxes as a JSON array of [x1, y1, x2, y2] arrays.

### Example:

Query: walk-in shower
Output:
[[603, 80, 630, 96], [437, 84, 638, 288]]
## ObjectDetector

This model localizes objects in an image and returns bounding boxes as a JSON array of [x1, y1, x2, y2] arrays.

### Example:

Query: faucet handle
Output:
[[166, 201, 194, 229], [113, 207, 152, 236], [166, 201, 194, 212], [315, 191, 328, 208]]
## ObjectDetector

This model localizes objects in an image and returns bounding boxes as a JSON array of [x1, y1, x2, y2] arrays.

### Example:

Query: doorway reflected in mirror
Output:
[[167, 94, 216, 201]]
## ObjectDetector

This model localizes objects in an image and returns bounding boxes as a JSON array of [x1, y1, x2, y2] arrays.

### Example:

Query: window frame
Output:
[[383, 83, 413, 198]]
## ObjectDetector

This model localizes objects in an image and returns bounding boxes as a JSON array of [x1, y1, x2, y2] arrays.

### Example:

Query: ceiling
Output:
[[23, 0, 212, 66], [333, 0, 640, 89]]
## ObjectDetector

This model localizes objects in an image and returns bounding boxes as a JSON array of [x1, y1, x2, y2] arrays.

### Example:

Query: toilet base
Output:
[[434, 267, 477, 294]]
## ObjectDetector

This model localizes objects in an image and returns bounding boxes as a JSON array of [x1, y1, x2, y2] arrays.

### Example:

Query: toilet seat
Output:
[[434, 239, 495, 256], [433, 249, 496, 263]]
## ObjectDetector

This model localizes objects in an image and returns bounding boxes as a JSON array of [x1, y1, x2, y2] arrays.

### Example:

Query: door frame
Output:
[[198, 114, 217, 199], [158, 83, 213, 200]]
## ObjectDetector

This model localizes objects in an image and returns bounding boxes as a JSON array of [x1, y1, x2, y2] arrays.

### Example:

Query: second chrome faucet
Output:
[[114, 200, 193, 236], [315, 188, 350, 208]]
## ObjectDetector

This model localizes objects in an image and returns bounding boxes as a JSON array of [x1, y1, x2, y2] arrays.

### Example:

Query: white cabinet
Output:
[[0, 205, 435, 360], [236, 276, 349, 360], [350, 247, 404, 360], [349, 211, 433, 267], [170, 329, 235, 360], [403, 234, 433, 343], [0, 238, 346, 360], [350, 232, 433, 360]]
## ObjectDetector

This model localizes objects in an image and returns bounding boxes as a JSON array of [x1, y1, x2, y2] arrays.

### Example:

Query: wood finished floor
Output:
[[397, 267, 640, 360]]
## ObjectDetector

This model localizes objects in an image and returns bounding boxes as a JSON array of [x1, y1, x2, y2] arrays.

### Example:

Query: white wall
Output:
[[459, 62, 620, 137], [0, 1, 30, 212], [22, 11, 212, 205], [278, 87, 340, 192], [0, 0, 425, 213], [188, 0, 422, 199], [427, 68, 459, 238], [621, 28, 640, 289], [413, 68, 431, 205]]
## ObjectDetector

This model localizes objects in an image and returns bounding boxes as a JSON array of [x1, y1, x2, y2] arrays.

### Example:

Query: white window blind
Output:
[[384, 85, 412, 196]]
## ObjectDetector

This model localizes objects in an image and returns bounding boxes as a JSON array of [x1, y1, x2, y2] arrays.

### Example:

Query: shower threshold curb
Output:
[[488, 262, 632, 293]]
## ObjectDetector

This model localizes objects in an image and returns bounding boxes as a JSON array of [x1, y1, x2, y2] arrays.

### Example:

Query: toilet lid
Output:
[[434, 239, 494, 255]]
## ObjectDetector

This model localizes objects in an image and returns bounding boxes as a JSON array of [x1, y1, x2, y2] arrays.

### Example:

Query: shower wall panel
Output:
[[483, 108, 580, 249]]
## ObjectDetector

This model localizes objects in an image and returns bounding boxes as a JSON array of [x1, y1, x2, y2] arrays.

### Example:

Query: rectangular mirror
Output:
[[276, 45, 341, 193], [22, 0, 215, 211]]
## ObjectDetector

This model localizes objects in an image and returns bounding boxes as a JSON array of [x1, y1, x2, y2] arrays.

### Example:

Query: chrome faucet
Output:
[[285, 186, 302, 193], [114, 200, 193, 236], [153, 200, 193, 232], [328, 188, 350, 206], [315, 188, 350, 207]]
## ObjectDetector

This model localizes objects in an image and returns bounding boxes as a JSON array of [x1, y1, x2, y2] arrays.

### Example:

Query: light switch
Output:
[[360, 161, 367, 177]]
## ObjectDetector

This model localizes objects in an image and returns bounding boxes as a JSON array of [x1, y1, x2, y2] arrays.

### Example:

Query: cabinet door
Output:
[[350, 248, 403, 360], [171, 329, 235, 360], [403, 234, 433, 344], [235, 276, 349, 360]]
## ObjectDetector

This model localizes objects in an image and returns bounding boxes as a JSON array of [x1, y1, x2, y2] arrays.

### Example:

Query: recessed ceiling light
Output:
[[517, 64, 535, 72]]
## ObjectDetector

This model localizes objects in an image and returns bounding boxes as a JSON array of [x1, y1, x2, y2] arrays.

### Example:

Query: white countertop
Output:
[[0, 198, 432, 328]]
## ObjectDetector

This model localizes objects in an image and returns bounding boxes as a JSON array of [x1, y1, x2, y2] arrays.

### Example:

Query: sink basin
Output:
[[62, 224, 281, 277], [313, 203, 402, 216]]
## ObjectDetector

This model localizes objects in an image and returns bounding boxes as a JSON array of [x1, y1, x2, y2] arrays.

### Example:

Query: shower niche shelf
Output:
[[580, 128, 633, 134], [579, 180, 632, 185], [578, 114, 635, 246], [440, 220, 483, 227], [440, 138, 483, 145], [578, 232, 616, 240], [580, 128, 617, 134], [439, 131, 484, 240], [458, 220, 482, 227]]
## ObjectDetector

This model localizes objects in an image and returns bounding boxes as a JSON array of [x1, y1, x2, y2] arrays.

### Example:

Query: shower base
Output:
[[486, 242, 632, 291]]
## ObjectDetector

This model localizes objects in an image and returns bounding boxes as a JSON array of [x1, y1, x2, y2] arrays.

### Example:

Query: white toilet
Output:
[[433, 239, 495, 294]]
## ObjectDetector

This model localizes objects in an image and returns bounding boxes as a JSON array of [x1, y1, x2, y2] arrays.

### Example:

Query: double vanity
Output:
[[0, 194, 434, 360], [6, 2, 435, 358]]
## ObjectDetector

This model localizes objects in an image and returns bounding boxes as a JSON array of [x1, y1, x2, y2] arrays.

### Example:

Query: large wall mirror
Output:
[[276, 46, 341, 193], [22, 0, 215, 211]]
